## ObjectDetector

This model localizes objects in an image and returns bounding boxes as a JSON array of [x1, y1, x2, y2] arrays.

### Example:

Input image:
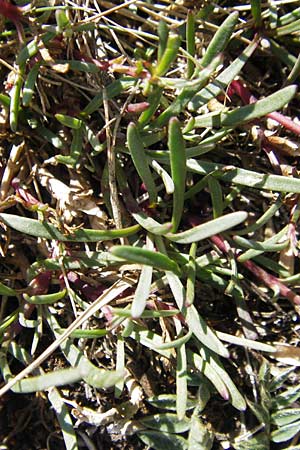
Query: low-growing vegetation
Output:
[[1, 1, 300, 449]]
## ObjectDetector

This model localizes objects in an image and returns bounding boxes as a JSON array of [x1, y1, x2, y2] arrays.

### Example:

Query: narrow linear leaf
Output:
[[278, 7, 300, 26], [188, 38, 258, 110], [186, 305, 229, 358], [138, 86, 163, 126], [166, 211, 247, 244], [155, 330, 193, 350], [200, 347, 246, 411], [238, 226, 288, 262], [177, 342, 188, 420], [16, 32, 55, 65], [85, 125, 104, 154], [111, 245, 181, 276], [151, 159, 174, 194], [22, 63, 41, 107], [271, 421, 300, 443], [155, 33, 181, 77], [185, 243, 197, 307], [208, 176, 223, 218], [140, 413, 190, 434], [127, 122, 157, 204], [269, 39, 296, 70], [146, 394, 198, 411], [58, 328, 107, 338], [189, 350, 229, 401], [157, 19, 169, 61], [235, 196, 282, 235], [129, 324, 173, 358], [186, 159, 300, 193], [111, 308, 179, 319], [23, 289, 67, 305], [234, 235, 289, 252], [168, 117, 186, 232], [186, 10, 196, 78], [216, 331, 275, 353], [165, 271, 185, 310], [0, 282, 17, 296], [2, 343, 78, 450], [200, 12, 239, 67], [55, 113, 82, 129], [55, 60, 98, 73], [36, 126, 66, 149], [131, 264, 153, 318], [251, 0, 262, 27], [115, 336, 125, 397], [9, 65, 24, 132], [0, 213, 140, 242], [0, 351, 82, 393], [194, 85, 297, 128], [276, 18, 300, 36], [131, 235, 154, 318], [131, 209, 172, 235], [272, 408, 300, 426]]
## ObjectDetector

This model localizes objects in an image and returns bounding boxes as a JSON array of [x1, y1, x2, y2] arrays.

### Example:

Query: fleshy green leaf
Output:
[[140, 413, 190, 433], [0, 213, 140, 242], [271, 420, 300, 443], [272, 408, 300, 426], [166, 211, 247, 244], [111, 245, 181, 276], [137, 430, 188, 450], [200, 12, 239, 67], [186, 159, 300, 193], [188, 38, 258, 110], [193, 85, 297, 128], [146, 394, 198, 411], [0, 282, 17, 296], [168, 117, 186, 233], [127, 122, 157, 205], [187, 306, 229, 357]]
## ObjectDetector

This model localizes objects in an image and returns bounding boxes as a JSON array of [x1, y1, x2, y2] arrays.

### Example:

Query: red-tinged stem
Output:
[[267, 111, 300, 136], [73, 50, 110, 71], [0, 0, 23, 22], [0, 0, 25, 43], [228, 80, 300, 136], [242, 259, 300, 306], [210, 234, 300, 308], [228, 80, 256, 104], [210, 233, 231, 253]]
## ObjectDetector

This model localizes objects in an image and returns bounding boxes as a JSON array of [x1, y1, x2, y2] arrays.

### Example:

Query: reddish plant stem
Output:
[[210, 234, 300, 308], [0, 0, 26, 43], [228, 80, 300, 136], [242, 258, 300, 306], [268, 111, 300, 136]]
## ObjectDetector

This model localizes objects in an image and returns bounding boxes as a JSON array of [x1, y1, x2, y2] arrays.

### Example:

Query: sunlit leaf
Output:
[[0, 213, 140, 242], [166, 212, 247, 244], [111, 245, 181, 276]]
